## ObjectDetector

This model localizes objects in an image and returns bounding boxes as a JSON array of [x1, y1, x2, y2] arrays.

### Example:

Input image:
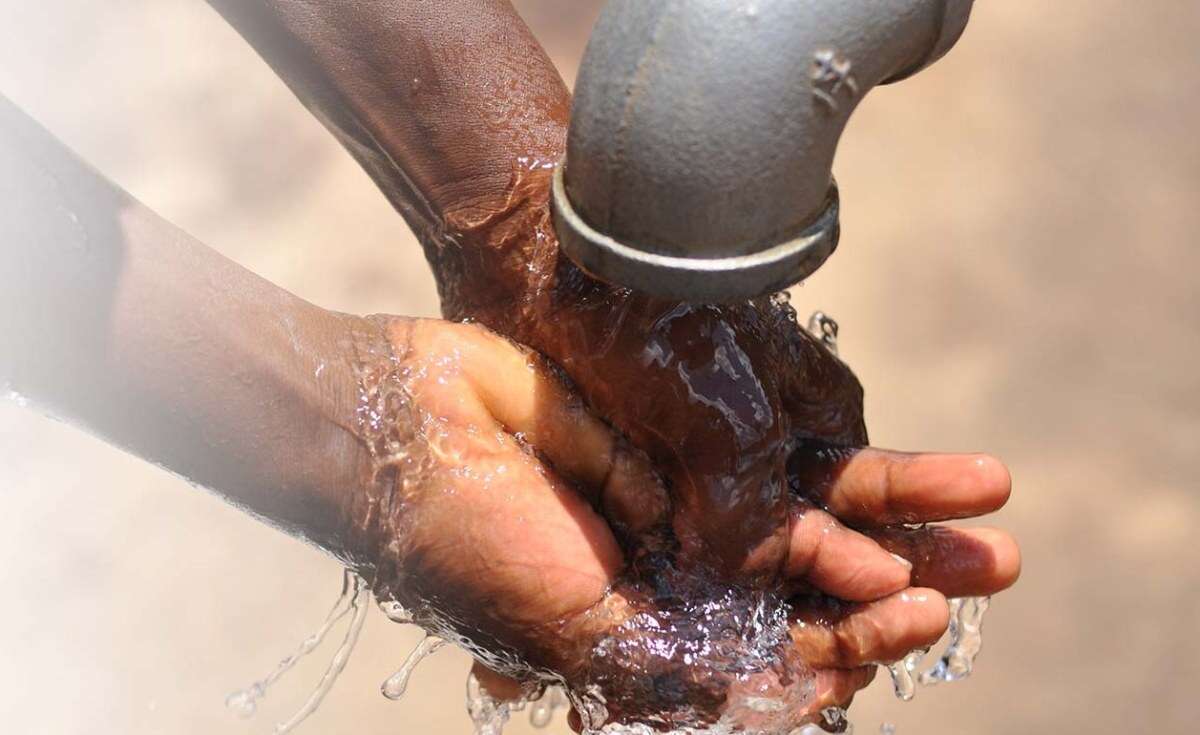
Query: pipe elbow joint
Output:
[[553, 0, 975, 302]]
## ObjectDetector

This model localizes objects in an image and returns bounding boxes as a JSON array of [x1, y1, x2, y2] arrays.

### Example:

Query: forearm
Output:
[[204, 0, 570, 236], [0, 95, 375, 560]]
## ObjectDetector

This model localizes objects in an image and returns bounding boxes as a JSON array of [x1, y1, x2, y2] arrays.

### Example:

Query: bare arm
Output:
[[203, 0, 571, 241], [0, 94, 371, 557]]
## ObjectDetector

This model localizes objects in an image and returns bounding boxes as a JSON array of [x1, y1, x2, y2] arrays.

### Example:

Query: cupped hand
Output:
[[351, 316, 667, 673], [348, 316, 1019, 731], [473, 443, 1021, 731]]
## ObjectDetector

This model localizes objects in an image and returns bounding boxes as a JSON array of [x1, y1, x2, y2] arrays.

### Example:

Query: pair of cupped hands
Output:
[[201, 1, 1020, 728], [363, 293, 1020, 731]]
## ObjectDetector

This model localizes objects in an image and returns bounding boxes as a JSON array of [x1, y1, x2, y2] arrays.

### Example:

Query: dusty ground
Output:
[[0, 1, 1197, 733]]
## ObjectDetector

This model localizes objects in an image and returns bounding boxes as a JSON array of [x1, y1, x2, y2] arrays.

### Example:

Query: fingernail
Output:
[[890, 552, 913, 571]]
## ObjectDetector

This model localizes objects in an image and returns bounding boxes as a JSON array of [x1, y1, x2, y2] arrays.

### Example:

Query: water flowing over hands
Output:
[[336, 313, 1019, 730], [422, 164, 1020, 728], [201, 0, 1022, 728]]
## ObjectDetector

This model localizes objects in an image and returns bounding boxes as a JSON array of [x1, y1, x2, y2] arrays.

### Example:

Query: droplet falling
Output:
[[529, 699, 553, 728], [225, 684, 264, 719], [919, 596, 990, 685], [4, 387, 29, 408], [381, 635, 447, 700], [888, 595, 992, 703], [466, 671, 523, 735], [820, 705, 854, 733], [528, 685, 568, 728], [378, 599, 413, 625], [807, 310, 840, 355], [886, 648, 927, 702]]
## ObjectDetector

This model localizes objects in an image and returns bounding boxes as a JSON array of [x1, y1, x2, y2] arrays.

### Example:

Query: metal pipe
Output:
[[552, 0, 975, 302]]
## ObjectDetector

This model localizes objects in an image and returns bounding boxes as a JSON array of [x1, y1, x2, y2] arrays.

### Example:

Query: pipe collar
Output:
[[556, 0, 976, 302], [553, 165, 840, 302]]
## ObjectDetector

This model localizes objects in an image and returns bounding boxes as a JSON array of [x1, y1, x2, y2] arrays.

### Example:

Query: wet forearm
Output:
[[203, 0, 570, 235], [0, 96, 373, 559]]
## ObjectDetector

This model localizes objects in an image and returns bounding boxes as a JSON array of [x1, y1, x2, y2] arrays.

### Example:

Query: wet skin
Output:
[[348, 315, 1019, 728], [196, 0, 1024, 727], [0, 61, 1017, 731], [0, 2, 1022, 727]]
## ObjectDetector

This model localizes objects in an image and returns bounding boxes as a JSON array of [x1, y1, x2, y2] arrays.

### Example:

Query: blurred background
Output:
[[1, 1, 1197, 733]]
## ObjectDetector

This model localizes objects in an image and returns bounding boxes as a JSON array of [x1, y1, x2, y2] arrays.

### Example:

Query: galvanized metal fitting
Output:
[[552, 164, 840, 303], [555, 0, 975, 303]]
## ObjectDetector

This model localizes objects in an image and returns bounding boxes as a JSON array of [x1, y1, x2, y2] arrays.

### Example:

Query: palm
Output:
[[359, 320, 626, 676]]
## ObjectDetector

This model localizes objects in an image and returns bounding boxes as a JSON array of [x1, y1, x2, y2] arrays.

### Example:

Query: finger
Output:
[[460, 324, 669, 535], [785, 501, 910, 602], [792, 447, 1011, 526], [790, 589, 951, 668], [808, 666, 877, 722], [871, 525, 1021, 597]]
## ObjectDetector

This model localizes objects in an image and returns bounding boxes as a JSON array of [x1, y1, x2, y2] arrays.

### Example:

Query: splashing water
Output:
[[887, 596, 991, 701], [225, 571, 358, 718], [885, 648, 927, 702], [378, 599, 414, 625], [225, 570, 370, 733], [272, 579, 370, 734], [381, 634, 447, 700], [820, 707, 853, 733], [250, 307, 985, 735], [466, 671, 527, 735], [456, 568, 819, 735], [4, 386, 29, 408], [528, 686, 569, 729], [573, 565, 817, 734], [806, 311, 840, 356], [917, 597, 990, 685]]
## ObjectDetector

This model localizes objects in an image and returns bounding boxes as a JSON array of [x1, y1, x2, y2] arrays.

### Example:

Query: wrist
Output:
[[430, 167, 555, 327], [331, 314, 418, 573]]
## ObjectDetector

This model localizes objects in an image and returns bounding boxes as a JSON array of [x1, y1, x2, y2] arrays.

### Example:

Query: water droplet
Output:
[[820, 705, 853, 733], [886, 648, 927, 701], [807, 311, 840, 355], [528, 685, 567, 728], [378, 599, 414, 625], [466, 671, 522, 735], [4, 386, 29, 408], [918, 596, 990, 685], [381, 635, 446, 700], [888, 596, 992, 704], [224, 686, 260, 718]]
